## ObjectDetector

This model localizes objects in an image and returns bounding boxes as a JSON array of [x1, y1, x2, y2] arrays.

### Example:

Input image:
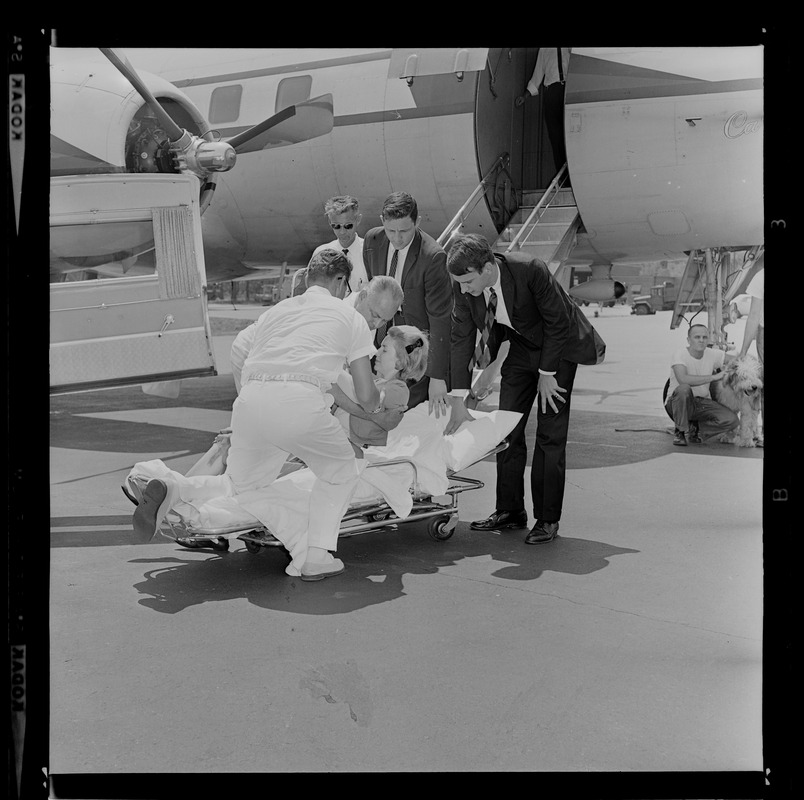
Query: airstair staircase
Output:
[[493, 165, 581, 275], [437, 160, 582, 278]]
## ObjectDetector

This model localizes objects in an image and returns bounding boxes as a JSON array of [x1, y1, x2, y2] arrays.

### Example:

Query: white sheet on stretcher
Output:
[[128, 402, 522, 571]]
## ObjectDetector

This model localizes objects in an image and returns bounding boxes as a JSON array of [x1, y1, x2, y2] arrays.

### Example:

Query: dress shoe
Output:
[[132, 479, 170, 543], [470, 510, 528, 531], [525, 520, 559, 545], [300, 558, 346, 582]]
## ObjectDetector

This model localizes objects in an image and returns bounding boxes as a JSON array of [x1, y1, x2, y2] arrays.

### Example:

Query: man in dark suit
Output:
[[363, 192, 453, 414], [445, 234, 605, 544]]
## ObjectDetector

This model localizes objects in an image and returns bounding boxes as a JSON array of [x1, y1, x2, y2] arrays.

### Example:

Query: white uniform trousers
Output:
[[226, 379, 362, 551]]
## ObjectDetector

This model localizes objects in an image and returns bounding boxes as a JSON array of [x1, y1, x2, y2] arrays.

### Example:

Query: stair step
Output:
[[521, 188, 575, 206], [497, 223, 567, 244], [494, 242, 560, 261], [510, 205, 578, 225]]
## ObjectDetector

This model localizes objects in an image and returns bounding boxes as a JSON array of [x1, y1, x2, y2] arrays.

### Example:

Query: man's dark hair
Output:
[[381, 191, 418, 222], [446, 233, 495, 276], [306, 248, 352, 285]]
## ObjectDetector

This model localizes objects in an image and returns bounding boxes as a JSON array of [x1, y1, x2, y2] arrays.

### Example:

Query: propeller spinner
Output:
[[100, 48, 334, 179]]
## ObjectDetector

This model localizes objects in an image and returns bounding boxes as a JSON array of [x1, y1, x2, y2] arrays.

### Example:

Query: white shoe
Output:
[[300, 558, 345, 582]]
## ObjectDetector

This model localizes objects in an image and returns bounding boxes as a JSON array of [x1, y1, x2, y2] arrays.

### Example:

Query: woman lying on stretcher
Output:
[[327, 325, 429, 456]]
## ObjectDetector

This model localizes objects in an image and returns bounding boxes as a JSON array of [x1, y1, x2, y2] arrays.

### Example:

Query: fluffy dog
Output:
[[710, 355, 763, 446]]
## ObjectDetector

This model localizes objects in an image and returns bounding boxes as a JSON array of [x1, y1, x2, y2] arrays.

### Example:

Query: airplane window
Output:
[[209, 85, 243, 124], [275, 75, 312, 113], [50, 221, 156, 282]]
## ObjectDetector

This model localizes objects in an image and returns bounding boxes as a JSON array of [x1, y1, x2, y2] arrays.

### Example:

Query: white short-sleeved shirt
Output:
[[745, 269, 764, 327], [312, 236, 368, 292], [241, 286, 375, 387], [668, 346, 726, 398]]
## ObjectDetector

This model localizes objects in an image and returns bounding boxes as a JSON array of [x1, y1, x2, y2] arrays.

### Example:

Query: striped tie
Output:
[[377, 249, 401, 344], [472, 287, 497, 370]]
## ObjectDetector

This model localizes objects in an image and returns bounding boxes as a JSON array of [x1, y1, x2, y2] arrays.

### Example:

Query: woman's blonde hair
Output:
[[385, 325, 429, 382]]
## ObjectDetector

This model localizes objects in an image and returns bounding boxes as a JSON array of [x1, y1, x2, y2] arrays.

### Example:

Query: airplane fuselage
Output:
[[50, 46, 764, 283]]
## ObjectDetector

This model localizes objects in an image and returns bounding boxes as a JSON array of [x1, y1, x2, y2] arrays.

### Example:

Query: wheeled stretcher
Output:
[[130, 443, 508, 554]]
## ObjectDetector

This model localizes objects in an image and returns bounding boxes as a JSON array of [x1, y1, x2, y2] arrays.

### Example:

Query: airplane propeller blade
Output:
[[225, 94, 334, 154], [100, 48, 185, 142]]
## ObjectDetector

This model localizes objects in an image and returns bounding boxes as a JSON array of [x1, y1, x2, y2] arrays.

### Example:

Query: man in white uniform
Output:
[[134, 249, 379, 581], [664, 324, 738, 447], [312, 195, 368, 293], [230, 274, 403, 393]]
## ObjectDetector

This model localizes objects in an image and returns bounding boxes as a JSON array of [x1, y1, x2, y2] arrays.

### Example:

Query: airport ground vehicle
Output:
[[631, 281, 679, 316]]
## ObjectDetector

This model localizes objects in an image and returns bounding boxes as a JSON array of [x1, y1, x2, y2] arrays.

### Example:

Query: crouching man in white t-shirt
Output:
[[665, 324, 739, 447]]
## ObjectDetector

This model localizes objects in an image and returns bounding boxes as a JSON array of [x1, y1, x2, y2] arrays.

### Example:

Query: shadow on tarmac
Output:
[[127, 523, 639, 616]]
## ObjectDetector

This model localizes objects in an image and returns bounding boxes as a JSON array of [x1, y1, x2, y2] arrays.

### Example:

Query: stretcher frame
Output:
[[133, 442, 509, 553]]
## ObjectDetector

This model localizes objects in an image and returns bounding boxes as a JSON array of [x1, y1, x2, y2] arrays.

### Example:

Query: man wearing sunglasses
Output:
[[312, 195, 369, 293]]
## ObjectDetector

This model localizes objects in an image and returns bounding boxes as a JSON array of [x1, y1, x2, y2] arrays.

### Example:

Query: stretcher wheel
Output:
[[428, 514, 455, 541], [244, 540, 262, 554]]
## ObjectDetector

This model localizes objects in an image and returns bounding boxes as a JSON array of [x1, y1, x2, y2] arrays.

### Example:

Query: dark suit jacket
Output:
[[363, 226, 453, 381], [450, 251, 606, 390]]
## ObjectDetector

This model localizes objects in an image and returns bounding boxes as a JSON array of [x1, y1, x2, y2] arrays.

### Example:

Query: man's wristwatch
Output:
[[468, 386, 492, 402]]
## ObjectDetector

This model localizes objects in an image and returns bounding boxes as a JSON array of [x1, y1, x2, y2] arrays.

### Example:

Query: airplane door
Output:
[[50, 174, 217, 393]]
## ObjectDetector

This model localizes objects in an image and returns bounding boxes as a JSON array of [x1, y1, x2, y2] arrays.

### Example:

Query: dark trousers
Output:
[[543, 81, 567, 174], [497, 341, 577, 522]]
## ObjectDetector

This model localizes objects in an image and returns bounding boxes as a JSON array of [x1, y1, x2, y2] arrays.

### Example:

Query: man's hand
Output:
[[428, 378, 449, 418], [371, 407, 406, 432], [515, 93, 527, 107], [444, 396, 475, 435], [537, 372, 567, 413]]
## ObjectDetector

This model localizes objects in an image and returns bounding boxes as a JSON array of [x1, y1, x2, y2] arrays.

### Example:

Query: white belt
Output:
[[246, 372, 326, 392]]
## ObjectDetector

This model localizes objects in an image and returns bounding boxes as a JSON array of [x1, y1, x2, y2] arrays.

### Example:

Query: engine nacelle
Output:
[[51, 51, 215, 179]]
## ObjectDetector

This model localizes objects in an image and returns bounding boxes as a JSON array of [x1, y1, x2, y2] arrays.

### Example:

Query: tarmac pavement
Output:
[[45, 304, 772, 792]]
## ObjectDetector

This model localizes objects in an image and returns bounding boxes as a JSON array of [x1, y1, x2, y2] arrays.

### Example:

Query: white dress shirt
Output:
[[386, 240, 413, 284], [527, 48, 571, 95], [313, 235, 368, 292], [241, 286, 375, 387]]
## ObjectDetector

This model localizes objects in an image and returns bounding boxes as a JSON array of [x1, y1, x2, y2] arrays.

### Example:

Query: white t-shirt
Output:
[[745, 270, 764, 327], [241, 286, 375, 387], [668, 346, 726, 398], [312, 236, 368, 292]]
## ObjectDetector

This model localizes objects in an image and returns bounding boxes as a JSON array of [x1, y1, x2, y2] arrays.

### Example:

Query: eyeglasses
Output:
[[330, 223, 355, 230]]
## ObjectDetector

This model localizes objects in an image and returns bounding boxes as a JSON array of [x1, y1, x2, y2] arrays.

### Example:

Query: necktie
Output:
[[472, 287, 497, 370], [377, 249, 401, 344], [341, 249, 353, 293], [557, 48, 564, 83]]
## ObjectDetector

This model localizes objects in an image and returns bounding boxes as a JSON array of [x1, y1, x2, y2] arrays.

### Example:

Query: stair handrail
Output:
[[504, 163, 568, 253], [437, 152, 510, 248]]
